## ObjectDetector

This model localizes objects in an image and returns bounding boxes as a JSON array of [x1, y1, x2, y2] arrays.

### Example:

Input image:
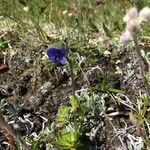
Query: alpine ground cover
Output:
[[0, 0, 150, 149]]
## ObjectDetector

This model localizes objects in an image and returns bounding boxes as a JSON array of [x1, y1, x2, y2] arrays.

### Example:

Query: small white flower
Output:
[[98, 37, 104, 42], [115, 66, 123, 75], [68, 13, 73, 17], [104, 50, 111, 56], [41, 52, 48, 61], [62, 10, 68, 15], [88, 39, 98, 46], [138, 7, 150, 22], [115, 60, 121, 64], [123, 7, 138, 22], [23, 7, 29, 12]]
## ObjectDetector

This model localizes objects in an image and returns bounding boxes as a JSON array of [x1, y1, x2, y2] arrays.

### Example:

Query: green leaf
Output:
[[70, 96, 86, 116], [28, 138, 40, 150], [0, 38, 8, 52], [101, 77, 108, 91], [108, 88, 123, 93], [55, 129, 78, 149], [90, 86, 123, 93], [89, 18, 99, 32], [102, 22, 112, 38], [70, 96, 78, 112], [16, 141, 21, 150], [56, 105, 71, 125]]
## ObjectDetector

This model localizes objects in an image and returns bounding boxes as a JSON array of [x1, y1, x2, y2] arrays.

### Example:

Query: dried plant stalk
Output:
[[0, 113, 17, 150], [0, 113, 29, 150], [2, 128, 17, 150]]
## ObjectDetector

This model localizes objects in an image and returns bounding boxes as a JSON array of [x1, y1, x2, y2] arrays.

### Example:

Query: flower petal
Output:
[[47, 48, 68, 64], [60, 58, 65, 65]]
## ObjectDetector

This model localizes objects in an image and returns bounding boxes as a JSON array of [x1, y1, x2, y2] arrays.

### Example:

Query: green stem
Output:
[[67, 57, 75, 97], [67, 57, 79, 132]]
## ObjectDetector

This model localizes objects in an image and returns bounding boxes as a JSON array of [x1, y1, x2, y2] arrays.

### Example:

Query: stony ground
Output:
[[0, 27, 150, 150]]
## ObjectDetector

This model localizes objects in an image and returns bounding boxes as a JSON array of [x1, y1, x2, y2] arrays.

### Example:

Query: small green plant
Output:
[[54, 96, 86, 149], [38, 96, 86, 149], [41, 90, 107, 149]]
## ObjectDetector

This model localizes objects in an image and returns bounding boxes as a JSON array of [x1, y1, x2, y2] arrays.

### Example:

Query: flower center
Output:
[[55, 52, 61, 58]]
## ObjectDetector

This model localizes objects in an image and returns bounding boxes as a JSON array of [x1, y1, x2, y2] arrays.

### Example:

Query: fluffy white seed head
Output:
[[126, 20, 140, 33], [120, 7, 150, 46], [120, 30, 133, 45], [123, 7, 138, 23], [138, 7, 150, 22]]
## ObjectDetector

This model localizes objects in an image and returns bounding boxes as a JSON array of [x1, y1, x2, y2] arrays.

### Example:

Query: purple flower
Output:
[[47, 48, 68, 65]]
